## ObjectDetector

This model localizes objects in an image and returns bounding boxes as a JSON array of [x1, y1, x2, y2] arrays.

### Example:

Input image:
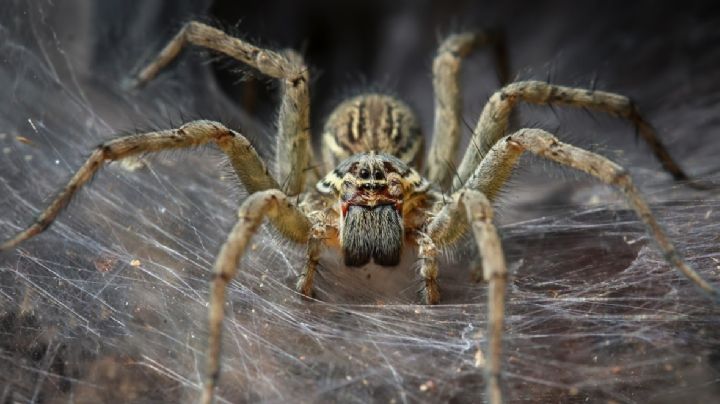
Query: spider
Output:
[[1, 21, 718, 404]]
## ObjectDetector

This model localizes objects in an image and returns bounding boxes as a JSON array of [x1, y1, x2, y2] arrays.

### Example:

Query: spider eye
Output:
[[359, 168, 370, 179], [373, 171, 385, 180]]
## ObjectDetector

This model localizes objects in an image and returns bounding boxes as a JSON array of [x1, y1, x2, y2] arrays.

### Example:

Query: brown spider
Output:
[[1, 22, 718, 404]]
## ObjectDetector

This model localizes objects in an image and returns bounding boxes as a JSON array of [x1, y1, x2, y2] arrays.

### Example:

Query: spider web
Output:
[[1, 2, 720, 403]]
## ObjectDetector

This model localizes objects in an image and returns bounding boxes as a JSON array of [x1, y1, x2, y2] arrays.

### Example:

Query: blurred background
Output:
[[1, 1, 719, 403]]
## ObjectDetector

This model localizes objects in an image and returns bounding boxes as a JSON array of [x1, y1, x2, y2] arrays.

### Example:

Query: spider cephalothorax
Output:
[[2, 21, 717, 404], [317, 152, 430, 266]]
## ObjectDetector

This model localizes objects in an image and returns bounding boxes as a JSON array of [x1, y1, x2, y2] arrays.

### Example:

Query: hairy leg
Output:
[[463, 191, 506, 404], [416, 233, 441, 304], [202, 190, 310, 404], [454, 80, 698, 191], [423, 190, 508, 404], [427, 30, 510, 187], [467, 127, 719, 298], [0, 120, 278, 250], [295, 223, 326, 298], [133, 21, 312, 195]]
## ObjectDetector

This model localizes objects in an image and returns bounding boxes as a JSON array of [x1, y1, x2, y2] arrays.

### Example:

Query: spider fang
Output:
[[342, 204, 403, 267]]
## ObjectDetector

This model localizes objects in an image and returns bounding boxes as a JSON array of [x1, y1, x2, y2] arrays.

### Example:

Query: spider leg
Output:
[[0, 120, 279, 251], [416, 233, 440, 304], [421, 190, 507, 404], [295, 223, 325, 298], [453, 80, 702, 191], [202, 189, 311, 404], [467, 127, 719, 298], [133, 21, 312, 195], [427, 30, 510, 187]]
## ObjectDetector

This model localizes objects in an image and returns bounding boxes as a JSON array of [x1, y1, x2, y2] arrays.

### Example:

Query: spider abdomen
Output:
[[322, 94, 424, 169]]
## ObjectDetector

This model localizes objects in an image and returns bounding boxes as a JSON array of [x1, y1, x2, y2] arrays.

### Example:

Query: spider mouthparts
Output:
[[341, 204, 403, 267]]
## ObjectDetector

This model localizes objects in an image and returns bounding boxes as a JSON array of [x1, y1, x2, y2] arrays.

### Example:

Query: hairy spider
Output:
[[1, 22, 718, 404]]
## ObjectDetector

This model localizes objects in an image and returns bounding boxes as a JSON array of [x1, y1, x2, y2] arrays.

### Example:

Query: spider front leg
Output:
[[421, 190, 508, 404], [0, 120, 278, 251], [295, 223, 326, 298], [133, 21, 312, 195], [427, 30, 510, 187], [454, 80, 703, 193], [203, 190, 310, 404], [416, 233, 441, 304], [466, 128, 720, 298]]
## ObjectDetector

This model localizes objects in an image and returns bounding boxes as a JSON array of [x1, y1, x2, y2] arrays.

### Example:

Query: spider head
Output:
[[317, 152, 429, 267]]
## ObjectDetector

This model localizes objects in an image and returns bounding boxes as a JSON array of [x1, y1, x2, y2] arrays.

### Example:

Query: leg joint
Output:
[[485, 271, 508, 282], [611, 167, 631, 187], [214, 271, 232, 284], [663, 249, 678, 263], [185, 21, 203, 34]]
